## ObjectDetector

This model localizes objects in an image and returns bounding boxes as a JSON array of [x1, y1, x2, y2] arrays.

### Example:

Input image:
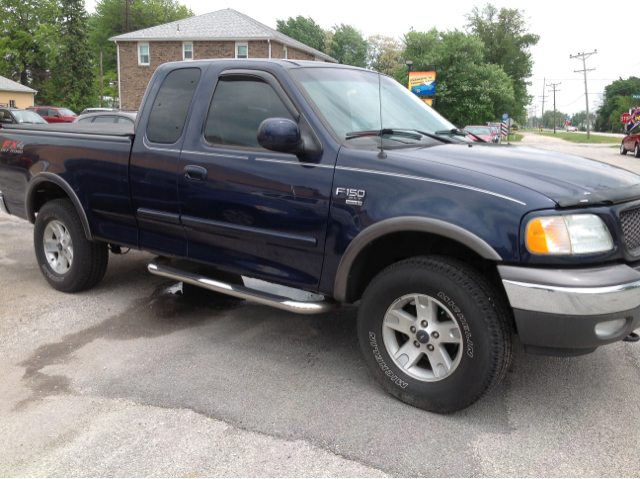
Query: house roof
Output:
[[0, 76, 37, 94], [109, 8, 337, 63]]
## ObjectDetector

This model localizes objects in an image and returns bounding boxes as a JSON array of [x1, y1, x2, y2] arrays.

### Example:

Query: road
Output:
[[2, 138, 640, 476]]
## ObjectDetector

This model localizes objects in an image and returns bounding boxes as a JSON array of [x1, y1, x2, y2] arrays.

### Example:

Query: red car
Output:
[[27, 106, 77, 123], [463, 125, 494, 142]]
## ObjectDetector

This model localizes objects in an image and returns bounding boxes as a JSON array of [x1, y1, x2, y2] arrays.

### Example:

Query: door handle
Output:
[[184, 165, 207, 182]]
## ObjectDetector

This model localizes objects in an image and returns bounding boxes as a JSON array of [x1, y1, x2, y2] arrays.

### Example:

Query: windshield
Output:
[[291, 68, 456, 149], [465, 127, 492, 136], [12, 110, 47, 124], [57, 108, 76, 116]]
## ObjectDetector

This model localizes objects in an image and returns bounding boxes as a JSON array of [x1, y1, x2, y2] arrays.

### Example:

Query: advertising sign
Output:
[[422, 98, 433, 106], [409, 71, 436, 96]]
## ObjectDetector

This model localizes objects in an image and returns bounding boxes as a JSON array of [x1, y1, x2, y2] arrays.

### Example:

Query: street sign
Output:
[[565, 120, 570, 125], [621, 113, 632, 124], [502, 113, 508, 121], [633, 95, 640, 99], [506, 118, 514, 127]]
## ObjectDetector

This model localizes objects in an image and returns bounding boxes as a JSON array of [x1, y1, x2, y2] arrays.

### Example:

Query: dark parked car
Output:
[[0, 108, 48, 125], [2, 59, 640, 414], [26, 106, 77, 123], [73, 111, 137, 125]]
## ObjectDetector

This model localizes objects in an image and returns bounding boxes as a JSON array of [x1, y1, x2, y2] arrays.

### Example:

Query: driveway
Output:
[[2, 138, 640, 476]]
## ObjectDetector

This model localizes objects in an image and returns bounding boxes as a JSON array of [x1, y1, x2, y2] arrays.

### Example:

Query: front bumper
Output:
[[499, 264, 640, 356]]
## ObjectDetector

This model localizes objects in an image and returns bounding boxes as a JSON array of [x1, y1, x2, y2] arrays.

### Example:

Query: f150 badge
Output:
[[335, 187, 366, 206]]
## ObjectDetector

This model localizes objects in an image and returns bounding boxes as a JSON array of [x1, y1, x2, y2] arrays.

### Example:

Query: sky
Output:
[[87, 0, 639, 119]]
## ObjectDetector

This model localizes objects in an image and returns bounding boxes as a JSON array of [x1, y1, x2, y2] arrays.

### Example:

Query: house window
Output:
[[235, 42, 248, 59], [9, 100, 16, 108], [138, 43, 150, 65], [283, 47, 288, 59], [183, 42, 193, 60]]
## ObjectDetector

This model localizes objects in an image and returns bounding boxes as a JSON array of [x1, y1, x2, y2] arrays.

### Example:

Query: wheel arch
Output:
[[26, 173, 93, 241], [333, 217, 503, 304]]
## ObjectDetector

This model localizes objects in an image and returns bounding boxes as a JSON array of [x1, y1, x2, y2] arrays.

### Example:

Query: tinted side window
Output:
[[35, 109, 48, 117], [204, 77, 295, 148], [78, 117, 94, 123], [118, 117, 134, 125], [146, 68, 201, 144], [93, 116, 117, 123]]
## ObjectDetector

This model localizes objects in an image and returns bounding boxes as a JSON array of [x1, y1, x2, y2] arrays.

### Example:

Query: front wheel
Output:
[[635, 143, 640, 158], [358, 256, 513, 413], [620, 142, 628, 155], [34, 199, 109, 292]]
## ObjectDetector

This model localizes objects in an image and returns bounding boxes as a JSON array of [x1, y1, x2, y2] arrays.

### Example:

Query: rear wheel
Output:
[[358, 256, 513, 413], [635, 143, 640, 158], [34, 199, 108, 292]]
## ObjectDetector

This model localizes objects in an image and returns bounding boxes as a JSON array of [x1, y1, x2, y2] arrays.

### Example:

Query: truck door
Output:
[[129, 66, 202, 256], [177, 68, 336, 291]]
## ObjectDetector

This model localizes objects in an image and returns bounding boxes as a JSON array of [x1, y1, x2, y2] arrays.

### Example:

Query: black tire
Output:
[[635, 143, 640, 158], [357, 256, 513, 414], [620, 142, 628, 155], [34, 199, 109, 293]]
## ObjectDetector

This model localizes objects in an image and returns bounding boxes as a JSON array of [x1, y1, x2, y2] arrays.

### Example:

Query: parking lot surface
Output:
[[2, 139, 640, 476]]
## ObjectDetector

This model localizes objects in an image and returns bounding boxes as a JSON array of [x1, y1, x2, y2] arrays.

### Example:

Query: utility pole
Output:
[[100, 51, 103, 108], [124, 0, 130, 32], [570, 50, 597, 139], [547, 82, 561, 134], [539, 77, 547, 129]]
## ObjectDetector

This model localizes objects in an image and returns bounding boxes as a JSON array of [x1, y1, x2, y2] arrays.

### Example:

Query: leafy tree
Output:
[[541, 109, 568, 129], [46, 0, 96, 112], [89, 0, 193, 72], [571, 110, 596, 129], [465, 4, 539, 122], [328, 24, 368, 67], [393, 29, 515, 126], [595, 77, 640, 132], [276, 16, 325, 52], [0, 0, 60, 89], [367, 35, 402, 75]]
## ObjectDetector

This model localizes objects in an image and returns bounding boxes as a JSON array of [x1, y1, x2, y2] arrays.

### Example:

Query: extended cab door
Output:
[[129, 66, 203, 256], [177, 67, 336, 290]]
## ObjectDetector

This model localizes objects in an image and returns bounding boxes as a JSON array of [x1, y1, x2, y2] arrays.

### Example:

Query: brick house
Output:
[[110, 8, 337, 109]]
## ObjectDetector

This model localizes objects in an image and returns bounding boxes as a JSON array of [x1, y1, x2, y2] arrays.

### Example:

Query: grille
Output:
[[620, 207, 640, 255]]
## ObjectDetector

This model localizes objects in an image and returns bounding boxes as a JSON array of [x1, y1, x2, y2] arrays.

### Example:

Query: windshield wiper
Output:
[[390, 128, 453, 144], [435, 128, 487, 143], [346, 129, 422, 141]]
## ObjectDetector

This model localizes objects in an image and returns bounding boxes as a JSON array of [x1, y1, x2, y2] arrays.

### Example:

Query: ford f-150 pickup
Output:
[[2, 59, 640, 413]]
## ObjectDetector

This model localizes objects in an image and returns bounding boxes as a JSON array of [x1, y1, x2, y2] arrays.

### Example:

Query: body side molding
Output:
[[333, 216, 503, 303], [26, 173, 93, 241]]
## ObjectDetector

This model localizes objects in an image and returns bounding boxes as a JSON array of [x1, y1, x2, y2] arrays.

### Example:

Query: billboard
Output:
[[422, 98, 433, 106], [409, 71, 436, 96]]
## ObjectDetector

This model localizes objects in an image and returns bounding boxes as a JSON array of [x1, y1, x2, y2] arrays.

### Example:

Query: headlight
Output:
[[526, 214, 613, 255]]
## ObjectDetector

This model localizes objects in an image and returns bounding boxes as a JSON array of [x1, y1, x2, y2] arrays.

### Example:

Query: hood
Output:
[[394, 143, 640, 207]]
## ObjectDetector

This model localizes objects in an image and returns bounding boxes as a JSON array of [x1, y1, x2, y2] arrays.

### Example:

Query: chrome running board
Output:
[[147, 259, 340, 315]]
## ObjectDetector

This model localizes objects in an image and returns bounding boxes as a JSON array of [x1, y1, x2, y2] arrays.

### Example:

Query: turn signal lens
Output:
[[526, 217, 571, 254], [526, 214, 613, 255]]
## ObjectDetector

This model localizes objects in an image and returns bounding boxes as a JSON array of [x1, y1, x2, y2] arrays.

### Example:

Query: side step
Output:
[[147, 259, 340, 315]]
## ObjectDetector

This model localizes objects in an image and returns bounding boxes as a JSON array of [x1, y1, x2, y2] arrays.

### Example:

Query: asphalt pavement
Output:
[[2, 138, 640, 476]]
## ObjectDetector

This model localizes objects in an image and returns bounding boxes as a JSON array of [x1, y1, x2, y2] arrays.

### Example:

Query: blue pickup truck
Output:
[[1, 59, 640, 413]]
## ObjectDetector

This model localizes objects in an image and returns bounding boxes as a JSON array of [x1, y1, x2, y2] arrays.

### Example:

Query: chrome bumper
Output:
[[499, 264, 640, 316], [0, 192, 9, 215]]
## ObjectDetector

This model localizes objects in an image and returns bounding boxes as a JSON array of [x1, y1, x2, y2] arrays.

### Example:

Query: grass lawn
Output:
[[504, 133, 524, 142], [533, 131, 618, 144]]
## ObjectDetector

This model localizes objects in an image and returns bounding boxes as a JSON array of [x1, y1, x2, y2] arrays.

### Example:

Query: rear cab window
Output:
[[146, 68, 201, 144]]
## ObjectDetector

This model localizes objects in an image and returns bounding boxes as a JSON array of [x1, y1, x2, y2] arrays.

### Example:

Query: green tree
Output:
[[47, 0, 96, 112], [595, 77, 640, 132], [367, 35, 402, 75], [276, 16, 325, 52], [541, 109, 568, 129], [394, 29, 515, 126], [465, 4, 539, 122], [0, 0, 60, 89], [89, 0, 193, 72], [328, 24, 368, 67]]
